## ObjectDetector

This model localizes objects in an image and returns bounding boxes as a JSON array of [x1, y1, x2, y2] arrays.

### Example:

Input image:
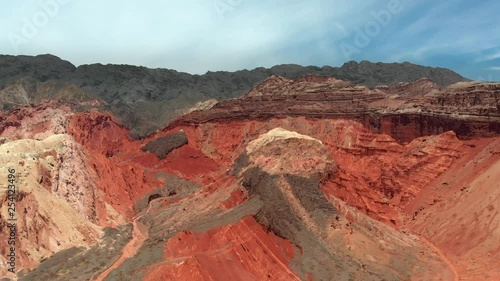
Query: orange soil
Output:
[[404, 137, 500, 281], [143, 216, 299, 281]]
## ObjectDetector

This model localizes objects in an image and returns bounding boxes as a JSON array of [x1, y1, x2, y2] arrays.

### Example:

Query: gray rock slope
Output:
[[0, 54, 469, 138]]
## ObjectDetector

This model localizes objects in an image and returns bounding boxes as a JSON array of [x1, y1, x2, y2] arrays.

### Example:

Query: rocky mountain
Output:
[[0, 54, 470, 138], [0, 73, 498, 280]]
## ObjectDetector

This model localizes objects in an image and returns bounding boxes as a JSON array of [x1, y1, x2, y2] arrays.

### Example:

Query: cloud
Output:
[[489, 66, 500, 71], [0, 0, 498, 81], [477, 51, 500, 62]]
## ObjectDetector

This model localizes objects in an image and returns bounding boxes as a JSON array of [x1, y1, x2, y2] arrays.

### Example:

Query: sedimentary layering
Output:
[[232, 128, 454, 281], [0, 135, 104, 270], [0, 55, 469, 138], [171, 76, 500, 142], [404, 137, 500, 281], [0, 102, 152, 278], [0, 73, 498, 281]]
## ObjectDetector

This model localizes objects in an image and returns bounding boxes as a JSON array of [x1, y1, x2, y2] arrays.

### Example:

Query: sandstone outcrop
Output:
[[0, 134, 122, 275], [230, 128, 455, 280], [404, 137, 500, 281], [0, 103, 154, 277], [170, 77, 500, 142], [0, 72, 498, 280]]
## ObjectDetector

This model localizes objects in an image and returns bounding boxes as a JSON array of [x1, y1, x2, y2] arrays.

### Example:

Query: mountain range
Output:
[[0, 55, 498, 281], [0, 54, 469, 138]]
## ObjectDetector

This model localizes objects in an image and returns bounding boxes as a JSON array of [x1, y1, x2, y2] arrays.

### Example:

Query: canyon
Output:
[[0, 71, 498, 280], [0, 55, 469, 138]]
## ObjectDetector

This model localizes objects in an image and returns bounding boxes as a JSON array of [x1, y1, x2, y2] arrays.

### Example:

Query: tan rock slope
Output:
[[0, 135, 104, 271]]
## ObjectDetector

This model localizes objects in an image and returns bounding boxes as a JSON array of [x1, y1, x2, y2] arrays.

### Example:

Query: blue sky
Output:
[[1, 0, 499, 81]]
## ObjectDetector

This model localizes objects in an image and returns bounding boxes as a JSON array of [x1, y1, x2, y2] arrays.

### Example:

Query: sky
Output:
[[1, 0, 499, 81]]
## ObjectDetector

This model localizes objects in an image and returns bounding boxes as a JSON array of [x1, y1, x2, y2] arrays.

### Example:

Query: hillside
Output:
[[0, 55, 470, 138], [0, 74, 498, 281]]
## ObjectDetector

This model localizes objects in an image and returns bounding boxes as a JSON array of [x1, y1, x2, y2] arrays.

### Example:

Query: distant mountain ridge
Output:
[[0, 54, 470, 138]]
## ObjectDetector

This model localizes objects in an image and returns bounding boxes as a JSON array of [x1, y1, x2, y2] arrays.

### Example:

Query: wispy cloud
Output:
[[477, 51, 500, 62], [489, 66, 500, 71], [0, 0, 498, 80]]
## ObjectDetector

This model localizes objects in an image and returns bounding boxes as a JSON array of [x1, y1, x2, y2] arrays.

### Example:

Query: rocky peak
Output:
[[245, 75, 291, 97], [375, 77, 442, 98]]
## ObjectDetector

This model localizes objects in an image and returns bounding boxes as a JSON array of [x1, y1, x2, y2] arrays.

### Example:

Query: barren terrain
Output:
[[0, 75, 498, 280]]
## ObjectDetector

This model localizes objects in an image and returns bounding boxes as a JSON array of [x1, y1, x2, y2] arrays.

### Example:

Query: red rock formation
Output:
[[169, 76, 500, 142], [404, 137, 500, 281], [1, 75, 498, 280], [139, 110, 496, 279], [155, 118, 464, 225], [374, 77, 442, 99], [137, 125, 453, 280], [66, 111, 161, 219], [144, 217, 298, 281], [0, 100, 72, 140]]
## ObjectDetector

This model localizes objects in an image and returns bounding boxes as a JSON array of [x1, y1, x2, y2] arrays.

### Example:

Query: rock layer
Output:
[[170, 77, 500, 142], [231, 128, 455, 281], [405, 137, 500, 281], [0, 72, 498, 280], [0, 55, 469, 137]]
